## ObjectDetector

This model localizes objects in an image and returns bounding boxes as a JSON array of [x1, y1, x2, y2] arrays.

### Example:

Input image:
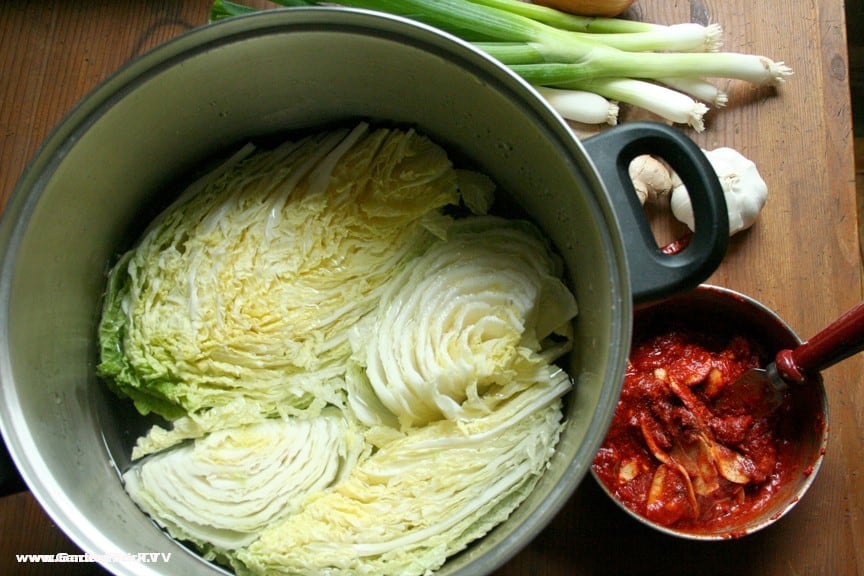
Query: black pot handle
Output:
[[582, 122, 728, 304], [1, 437, 26, 496]]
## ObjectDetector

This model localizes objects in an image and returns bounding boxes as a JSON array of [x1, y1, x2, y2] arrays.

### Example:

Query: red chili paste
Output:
[[592, 328, 800, 534]]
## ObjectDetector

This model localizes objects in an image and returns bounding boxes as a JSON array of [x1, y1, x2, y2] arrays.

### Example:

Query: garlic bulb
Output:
[[670, 147, 768, 236]]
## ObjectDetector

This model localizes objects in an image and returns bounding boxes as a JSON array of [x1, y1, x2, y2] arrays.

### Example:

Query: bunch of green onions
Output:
[[210, 0, 792, 131]]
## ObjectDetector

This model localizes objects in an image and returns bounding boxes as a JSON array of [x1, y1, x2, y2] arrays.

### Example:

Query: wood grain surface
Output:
[[1, 1, 861, 575]]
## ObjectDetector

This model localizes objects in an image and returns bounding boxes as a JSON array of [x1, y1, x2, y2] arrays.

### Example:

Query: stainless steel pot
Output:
[[0, 8, 727, 575]]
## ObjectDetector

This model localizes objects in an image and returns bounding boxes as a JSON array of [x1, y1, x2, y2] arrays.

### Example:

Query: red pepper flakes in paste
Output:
[[592, 328, 799, 533]]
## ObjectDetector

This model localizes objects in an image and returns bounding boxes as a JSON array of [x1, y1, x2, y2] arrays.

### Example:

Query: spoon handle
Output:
[[776, 301, 864, 383]]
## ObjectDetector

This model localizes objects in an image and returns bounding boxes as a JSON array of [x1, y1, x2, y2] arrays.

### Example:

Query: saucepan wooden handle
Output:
[[776, 301, 864, 382]]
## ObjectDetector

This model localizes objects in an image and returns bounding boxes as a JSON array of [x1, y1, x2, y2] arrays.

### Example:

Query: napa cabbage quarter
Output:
[[99, 123, 579, 576], [98, 123, 473, 422], [123, 412, 365, 558], [347, 217, 577, 430]]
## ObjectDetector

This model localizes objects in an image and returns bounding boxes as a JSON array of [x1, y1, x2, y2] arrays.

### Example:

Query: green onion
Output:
[[508, 51, 791, 86], [467, 0, 724, 52], [325, 0, 543, 42], [475, 42, 546, 65], [478, 27, 722, 58], [460, 0, 658, 33], [211, 0, 792, 129], [565, 24, 723, 53], [535, 87, 619, 125], [552, 78, 709, 131], [657, 77, 728, 108]]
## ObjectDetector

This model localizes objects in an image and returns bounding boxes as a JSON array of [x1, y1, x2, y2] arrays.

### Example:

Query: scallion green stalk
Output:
[[464, 0, 661, 33], [210, 0, 267, 19], [475, 42, 546, 65], [329, 0, 543, 42], [210, 0, 315, 21]]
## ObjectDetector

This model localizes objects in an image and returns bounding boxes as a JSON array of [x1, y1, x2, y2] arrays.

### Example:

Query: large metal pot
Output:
[[0, 8, 727, 575]]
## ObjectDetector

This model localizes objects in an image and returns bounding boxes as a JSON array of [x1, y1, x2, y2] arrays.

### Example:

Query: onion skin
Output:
[[532, 0, 635, 17]]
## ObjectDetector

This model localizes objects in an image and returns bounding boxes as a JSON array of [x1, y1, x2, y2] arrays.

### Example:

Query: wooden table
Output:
[[1, 2, 860, 575]]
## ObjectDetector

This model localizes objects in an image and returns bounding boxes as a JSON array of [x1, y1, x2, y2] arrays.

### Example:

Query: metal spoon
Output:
[[715, 301, 864, 416]]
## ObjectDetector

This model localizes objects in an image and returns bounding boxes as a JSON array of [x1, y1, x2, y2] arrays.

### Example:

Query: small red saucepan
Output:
[[593, 284, 831, 540]]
